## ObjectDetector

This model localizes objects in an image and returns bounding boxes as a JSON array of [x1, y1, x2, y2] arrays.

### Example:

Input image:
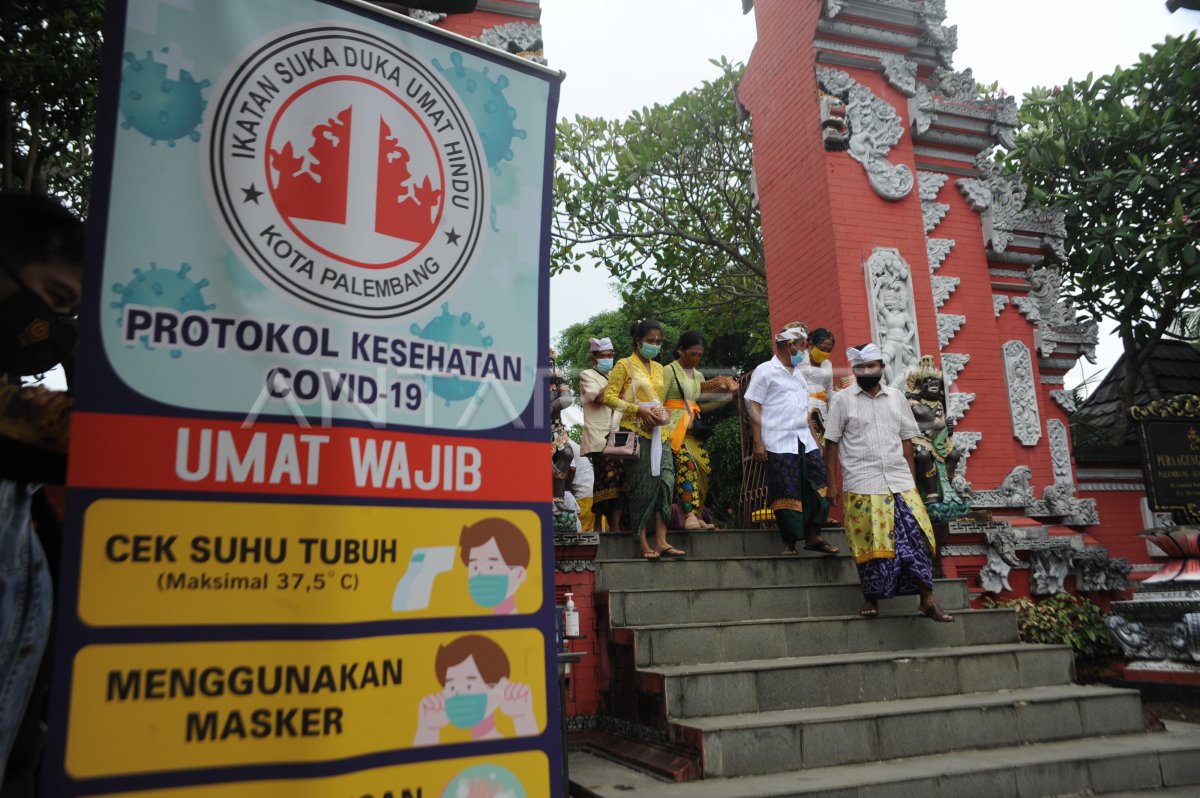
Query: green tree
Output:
[[552, 58, 764, 317], [0, 0, 103, 208], [1006, 32, 1200, 444]]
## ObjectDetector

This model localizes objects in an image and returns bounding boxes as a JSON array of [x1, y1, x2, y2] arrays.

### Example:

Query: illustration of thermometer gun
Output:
[[391, 546, 457, 612]]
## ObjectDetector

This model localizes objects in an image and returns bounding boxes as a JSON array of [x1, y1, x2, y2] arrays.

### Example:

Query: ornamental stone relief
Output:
[[1046, 418, 1073, 484], [937, 313, 965, 349], [1002, 340, 1041, 446], [958, 155, 1066, 260], [947, 391, 975, 425], [1029, 547, 1075, 595], [931, 275, 960, 309], [927, 238, 954, 272], [918, 170, 949, 201], [880, 53, 918, 97], [863, 248, 921, 386], [1050, 389, 1077, 414], [923, 201, 950, 233], [993, 294, 1010, 317], [816, 68, 914, 201], [952, 430, 981, 481], [969, 464, 1034, 508], [480, 22, 544, 55], [940, 353, 969, 386]]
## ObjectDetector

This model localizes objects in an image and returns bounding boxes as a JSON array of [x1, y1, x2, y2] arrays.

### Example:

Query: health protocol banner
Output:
[[46, 1, 562, 796]]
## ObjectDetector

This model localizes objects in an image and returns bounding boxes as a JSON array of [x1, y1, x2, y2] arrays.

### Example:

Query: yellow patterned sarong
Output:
[[842, 488, 936, 564]]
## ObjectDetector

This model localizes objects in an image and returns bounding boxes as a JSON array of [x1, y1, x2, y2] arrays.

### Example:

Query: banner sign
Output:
[[46, 1, 562, 795]]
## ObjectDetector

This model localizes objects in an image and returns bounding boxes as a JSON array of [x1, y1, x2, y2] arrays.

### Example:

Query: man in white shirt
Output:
[[824, 343, 953, 622], [744, 322, 839, 556]]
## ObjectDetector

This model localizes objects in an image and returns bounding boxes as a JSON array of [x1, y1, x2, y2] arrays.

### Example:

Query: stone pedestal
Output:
[[1108, 526, 1200, 685]]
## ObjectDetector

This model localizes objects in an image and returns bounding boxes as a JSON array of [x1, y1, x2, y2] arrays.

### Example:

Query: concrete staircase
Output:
[[570, 528, 1200, 797]]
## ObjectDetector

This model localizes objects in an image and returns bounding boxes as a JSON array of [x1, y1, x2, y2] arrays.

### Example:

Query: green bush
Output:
[[983, 593, 1118, 660], [703, 415, 744, 527]]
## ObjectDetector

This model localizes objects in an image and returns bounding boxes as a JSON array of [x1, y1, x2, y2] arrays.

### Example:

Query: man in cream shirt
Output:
[[823, 343, 953, 622]]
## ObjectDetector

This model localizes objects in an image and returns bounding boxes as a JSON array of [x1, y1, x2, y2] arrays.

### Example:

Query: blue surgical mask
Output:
[[445, 693, 491, 728], [790, 350, 805, 367], [468, 574, 510, 608], [596, 358, 614, 374], [640, 343, 661, 359]]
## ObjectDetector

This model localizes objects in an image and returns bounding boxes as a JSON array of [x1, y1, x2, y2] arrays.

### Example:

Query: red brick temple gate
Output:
[[738, 0, 1139, 604]]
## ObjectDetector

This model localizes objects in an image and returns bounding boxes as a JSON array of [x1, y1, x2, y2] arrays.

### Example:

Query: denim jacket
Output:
[[0, 480, 52, 782]]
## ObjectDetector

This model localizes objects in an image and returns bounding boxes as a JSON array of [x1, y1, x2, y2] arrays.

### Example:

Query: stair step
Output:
[[569, 723, 1200, 797], [597, 528, 848, 561], [627, 608, 1018, 667], [685, 684, 1144, 776], [641, 643, 1074, 718], [596, 554, 858, 591], [604, 579, 969, 626]]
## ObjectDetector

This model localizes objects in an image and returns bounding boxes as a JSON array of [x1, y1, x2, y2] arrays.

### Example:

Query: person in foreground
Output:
[[602, 320, 682, 561], [823, 343, 954, 622], [0, 192, 84, 789], [744, 322, 839, 557]]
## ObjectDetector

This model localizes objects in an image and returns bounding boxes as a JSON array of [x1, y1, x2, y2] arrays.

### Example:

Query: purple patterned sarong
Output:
[[855, 493, 934, 600]]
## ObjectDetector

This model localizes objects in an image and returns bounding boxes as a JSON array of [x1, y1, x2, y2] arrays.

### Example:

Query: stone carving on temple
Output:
[[904, 355, 970, 522], [1050, 389, 1077, 414], [480, 22, 545, 62], [958, 154, 1067, 261], [1108, 526, 1200, 667], [937, 313, 965, 349], [926, 237, 954, 272], [969, 464, 1034, 508], [980, 526, 1020, 594], [863, 247, 921, 386], [1002, 340, 1041, 446], [819, 92, 850, 151], [816, 68, 914, 200], [1029, 546, 1074, 595]]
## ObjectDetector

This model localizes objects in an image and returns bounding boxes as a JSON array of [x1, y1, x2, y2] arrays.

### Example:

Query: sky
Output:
[[540, 0, 1199, 391]]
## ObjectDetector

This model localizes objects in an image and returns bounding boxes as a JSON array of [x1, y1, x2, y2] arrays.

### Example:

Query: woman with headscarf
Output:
[[663, 330, 737, 529], [602, 319, 683, 560], [578, 336, 627, 532]]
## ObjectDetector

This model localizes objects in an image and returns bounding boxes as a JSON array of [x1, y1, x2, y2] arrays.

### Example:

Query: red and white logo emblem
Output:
[[205, 25, 488, 318]]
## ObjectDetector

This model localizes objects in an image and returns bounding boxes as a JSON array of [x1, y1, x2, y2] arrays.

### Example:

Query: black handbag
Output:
[[672, 365, 714, 441]]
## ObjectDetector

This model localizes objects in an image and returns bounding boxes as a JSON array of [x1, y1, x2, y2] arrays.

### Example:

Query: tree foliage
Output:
[[552, 57, 764, 317], [0, 0, 103, 208], [1005, 32, 1200, 442]]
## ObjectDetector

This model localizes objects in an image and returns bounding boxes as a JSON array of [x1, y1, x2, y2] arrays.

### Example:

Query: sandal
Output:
[[920, 604, 955, 623], [656, 547, 687, 558], [859, 603, 879, 618], [803, 540, 840, 555], [640, 550, 661, 561]]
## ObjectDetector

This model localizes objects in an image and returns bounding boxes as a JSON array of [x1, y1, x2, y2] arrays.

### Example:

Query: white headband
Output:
[[588, 337, 613, 352], [846, 343, 883, 366], [774, 324, 809, 343]]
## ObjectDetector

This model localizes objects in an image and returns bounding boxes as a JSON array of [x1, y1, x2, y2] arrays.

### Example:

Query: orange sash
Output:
[[664, 399, 701, 452]]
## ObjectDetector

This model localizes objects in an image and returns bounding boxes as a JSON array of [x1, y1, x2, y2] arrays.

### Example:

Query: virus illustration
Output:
[[433, 51, 526, 175], [112, 262, 215, 357], [119, 49, 210, 146], [410, 303, 493, 405]]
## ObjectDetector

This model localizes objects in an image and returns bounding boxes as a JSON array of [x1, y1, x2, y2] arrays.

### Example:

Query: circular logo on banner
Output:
[[205, 26, 488, 318]]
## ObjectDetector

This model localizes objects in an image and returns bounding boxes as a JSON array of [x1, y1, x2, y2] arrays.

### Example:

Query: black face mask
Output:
[[855, 373, 883, 391], [0, 265, 78, 378]]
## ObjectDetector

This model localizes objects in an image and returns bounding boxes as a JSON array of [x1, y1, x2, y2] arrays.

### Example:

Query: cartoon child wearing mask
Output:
[[459, 518, 529, 615], [413, 635, 538, 746]]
